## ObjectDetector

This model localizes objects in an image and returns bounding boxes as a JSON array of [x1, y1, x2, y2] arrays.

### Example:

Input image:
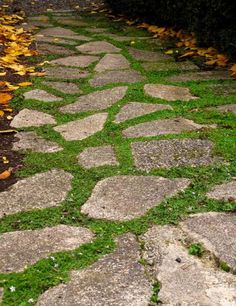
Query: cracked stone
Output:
[[24, 89, 62, 102], [0, 170, 73, 218], [43, 81, 81, 94], [95, 54, 130, 72], [142, 61, 199, 72], [76, 41, 121, 54], [214, 104, 236, 114], [81, 176, 190, 221], [37, 43, 76, 55], [49, 55, 99, 68], [206, 180, 236, 202], [167, 70, 232, 82], [44, 67, 89, 80], [0, 225, 94, 273], [38, 27, 91, 41]]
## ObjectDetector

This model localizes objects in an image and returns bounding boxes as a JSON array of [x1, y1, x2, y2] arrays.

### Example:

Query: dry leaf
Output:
[[0, 170, 11, 180]]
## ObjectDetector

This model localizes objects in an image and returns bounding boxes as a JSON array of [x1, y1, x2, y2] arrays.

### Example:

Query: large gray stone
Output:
[[142, 225, 236, 305], [76, 41, 121, 54], [10, 109, 56, 128], [90, 70, 145, 87], [206, 180, 236, 201], [37, 43, 76, 55], [123, 117, 214, 138], [167, 70, 232, 82], [86, 27, 108, 33], [13, 131, 63, 153], [209, 83, 236, 97], [37, 234, 152, 306], [43, 81, 81, 94], [105, 34, 149, 42], [44, 67, 89, 80], [114, 102, 172, 123], [81, 176, 190, 221], [49, 55, 99, 68], [35, 35, 77, 45], [60, 86, 127, 113], [95, 54, 130, 72], [0, 170, 73, 218], [128, 47, 170, 62], [24, 89, 62, 102], [142, 61, 199, 72], [55, 17, 88, 27], [54, 113, 108, 141], [0, 225, 94, 273], [78, 145, 119, 169], [181, 212, 236, 271], [38, 27, 91, 41], [131, 139, 218, 170], [144, 84, 197, 101], [214, 104, 236, 114]]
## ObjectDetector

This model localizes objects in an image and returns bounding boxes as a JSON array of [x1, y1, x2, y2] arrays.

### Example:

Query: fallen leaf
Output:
[[0, 92, 12, 104], [0, 170, 11, 180]]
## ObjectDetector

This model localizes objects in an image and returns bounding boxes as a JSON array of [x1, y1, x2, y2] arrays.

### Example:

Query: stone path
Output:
[[1, 9, 236, 306]]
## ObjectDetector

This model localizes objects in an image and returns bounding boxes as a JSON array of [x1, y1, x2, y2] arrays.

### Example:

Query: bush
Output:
[[106, 0, 236, 59]]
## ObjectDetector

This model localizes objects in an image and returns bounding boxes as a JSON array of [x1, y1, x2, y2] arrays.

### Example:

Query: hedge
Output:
[[106, 0, 236, 59]]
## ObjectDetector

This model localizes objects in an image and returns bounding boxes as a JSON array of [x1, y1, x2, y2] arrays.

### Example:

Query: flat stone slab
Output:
[[123, 117, 213, 138], [167, 70, 232, 82], [131, 139, 218, 170], [95, 54, 130, 72], [86, 27, 108, 33], [37, 43, 76, 55], [37, 234, 152, 306], [0, 170, 72, 218], [54, 113, 108, 141], [90, 70, 145, 87], [60, 86, 127, 113], [105, 34, 149, 42], [142, 225, 236, 305], [114, 102, 173, 123], [81, 176, 190, 221], [35, 35, 77, 45], [43, 81, 81, 94], [55, 17, 88, 27], [44, 67, 89, 80], [128, 47, 170, 62], [13, 131, 63, 153], [209, 83, 236, 96], [144, 84, 197, 101], [0, 225, 94, 273], [214, 104, 236, 114], [78, 145, 119, 169], [142, 61, 198, 72], [181, 212, 236, 271], [10, 109, 56, 128], [24, 89, 62, 102], [206, 180, 236, 201], [38, 27, 91, 41], [76, 41, 121, 54], [49, 55, 99, 68]]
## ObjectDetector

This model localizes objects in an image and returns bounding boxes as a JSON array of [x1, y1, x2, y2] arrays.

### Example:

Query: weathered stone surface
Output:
[[206, 180, 236, 201], [105, 34, 149, 42], [55, 17, 88, 27], [49, 55, 99, 68], [0, 170, 72, 218], [95, 54, 130, 72], [54, 113, 108, 141], [144, 84, 197, 101], [28, 16, 50, 22], [142, 225, 236, 305], [0, 225, 94, 273], [24, 89, 62, 102], [44, 67, 89, 80], [60, 86, 127, 113], [209, 83, 236, 96], [43, 81, 81, 94], [38, 27, 91, 41], [214, 104, 236, 114], [86, 27, 108, 33], [128, 47, 171, 62], [131, 139, 218, 170], [37, 234, 152, 306], [35, 35, 77, 45], [78, 146, 119, 169], [37, 43, 76, 55], [167, 70, 232, 82], [81, 176, 190, 221], [181, 212, 236, 271], [13, 132, 63, 153], [10, 109, 56, 128], [123, 117, 213, 138], [90, 70, 145, 87], [142, 61, 199, 72], [76, 41, 121, 54], [114, 102, 172, 123]]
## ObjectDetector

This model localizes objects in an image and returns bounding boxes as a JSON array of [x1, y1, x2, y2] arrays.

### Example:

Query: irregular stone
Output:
[[54, 113, 108, 141], [95, 54, 130, 72], [142, 225, 236, 305], [131, 139, 218, 170], [114, 102, 172, 123], [78, 145, 119, 169], [55, 17, 88, 27], [24, 89, 62, 102], [144, 84, 197, 101], [44, 67, 89, 80], [214, 104, 236, 114], [0, 170, 72, 218], [123, 117, 214, 138], [76, 41, 121, 54], [0, 225, 94, 273], [90, 70, 145, 87], [209, 83, 236, 96], [37, 234, 152, 306], [43, 81, 81, 94], [142, 61, 199, 72], [206, 180, 236, 201], [35, 35, 77, 45], [81, 176, 190, 221], [13, 131, 63, 153], [28, 16, 50, 22], [86, 27, 108, 33], [38, 27, 91, 41], [37, 43, 76, 55], [105, 34, 149, 42], [23, 21, 53, 29], [49, 55, 99, 68], [181, 212, 236, 271], [167, 70, 232, 82], [10, 109, 56, 128], [60, 86, 127, 113], [128, 47, 171, 61]]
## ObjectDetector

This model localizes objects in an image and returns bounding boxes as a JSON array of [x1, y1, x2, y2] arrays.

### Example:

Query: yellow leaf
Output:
[[180, 51, 195, 58], [0, 170, 11, 180], [0, 92, 12, 104], [165, 49, 174, 55], [18, 82, 32, 87], [0, 110, 4, 117]]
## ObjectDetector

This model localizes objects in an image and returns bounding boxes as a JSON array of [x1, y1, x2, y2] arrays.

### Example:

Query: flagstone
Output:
[[10, 109, 56, 128], [142, 61, 199, 72], [24, 89, 62, 102], [43, 81, 81, 94], [206, 180, 236, 201], [37, 43, 76, 55], [49, 55, 99, 68], [54, 113, 108, 141], [144, 84, 197, 101], [55, 17, 88, 27], [0, 225, 94, 273], [167, 70, 232, 82], [60, 86, 127, 113], [81, 176, 190, 221], [0, 170, 73, 218], [38, 27, 91, 41], [128, 47, 171, 61], [95, 54, 130, 72], [35, 35, 77, 45], [214, 104, 236, 114], [105, 34, 149, 42], [209, 83, 236, 96], [114, 102, 173, 123], [44, 67, 89, 80], [76, 41, 121, 54], [131, 139, 218, 170], [86, 27, 108, 33]]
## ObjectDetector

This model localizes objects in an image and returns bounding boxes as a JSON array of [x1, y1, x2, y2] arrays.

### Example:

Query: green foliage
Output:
[[188, 243, 204, 257], [219, 261, 230, 272]]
